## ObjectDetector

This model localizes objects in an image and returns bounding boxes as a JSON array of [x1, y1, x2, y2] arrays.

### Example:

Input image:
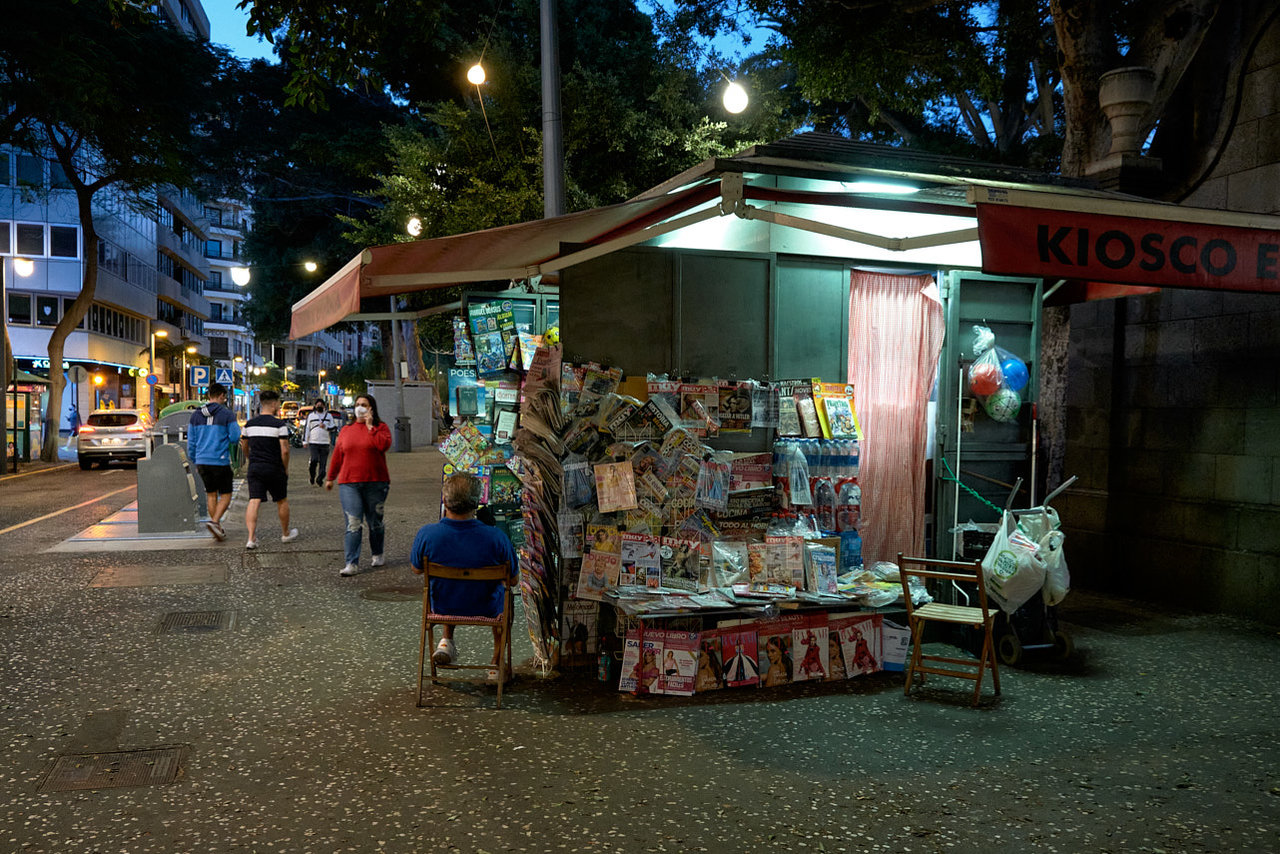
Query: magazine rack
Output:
[[416, 561, 515, 709], [895, 553, 1000, 707]]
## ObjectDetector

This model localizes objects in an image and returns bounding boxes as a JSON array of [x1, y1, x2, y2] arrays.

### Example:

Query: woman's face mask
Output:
[[354, 405, 370, 418]]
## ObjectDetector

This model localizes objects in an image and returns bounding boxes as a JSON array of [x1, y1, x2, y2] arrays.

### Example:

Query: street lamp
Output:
[[182, 345, 197, 401], [317, 369, 327, 400], [149, 329, 168, 419]]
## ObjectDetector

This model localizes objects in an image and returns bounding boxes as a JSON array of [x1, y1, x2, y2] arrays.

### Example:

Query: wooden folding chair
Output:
[[896, 553, 1000, 707], [416, 562, 515, 709]]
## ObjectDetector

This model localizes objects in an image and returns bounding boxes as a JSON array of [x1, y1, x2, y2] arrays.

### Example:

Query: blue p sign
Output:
[[189, 365, 210, 387]]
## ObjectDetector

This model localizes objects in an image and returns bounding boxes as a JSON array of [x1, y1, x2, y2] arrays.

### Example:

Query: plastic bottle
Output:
[[813, 477, 836, 532], [836, 478, 861, 532]]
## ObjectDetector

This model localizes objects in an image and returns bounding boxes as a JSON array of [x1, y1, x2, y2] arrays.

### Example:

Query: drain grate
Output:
[[89, 564, 228, 588], [38, 746, 189, 793], [361, 585, 421, 602], [157, 610, 237, 634]]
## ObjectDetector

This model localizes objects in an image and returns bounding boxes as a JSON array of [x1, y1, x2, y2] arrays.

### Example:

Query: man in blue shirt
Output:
[[412, 473, 519, 681], [188, 382, 241, 541]]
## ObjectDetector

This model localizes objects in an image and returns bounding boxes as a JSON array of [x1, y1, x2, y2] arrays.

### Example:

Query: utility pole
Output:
[[541, 0, 565, 219]]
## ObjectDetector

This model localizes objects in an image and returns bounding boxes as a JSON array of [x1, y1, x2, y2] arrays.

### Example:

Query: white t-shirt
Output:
[[304, 410, 337, 445]]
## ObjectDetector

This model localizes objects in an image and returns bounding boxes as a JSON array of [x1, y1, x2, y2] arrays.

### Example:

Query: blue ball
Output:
[[1000, 357, 1029, 392]]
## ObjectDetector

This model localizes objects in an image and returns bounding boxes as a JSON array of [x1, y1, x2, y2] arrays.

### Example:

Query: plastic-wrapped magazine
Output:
[[594, 460, 639, 513], [563, 456, 596, 508], [832, 613, 882, 676], [678, 383, 720, 436], [557, 509, 585, 558], [709, 541, 749, 587], [717, 381, 752, 432], [619, 531, 659, 587], [791, 615, 830, 682], [452, 316, 475, 365], [659, 536, 702, 592], [750, 380, 778, 429], [561, 599, 599, 656], [766, 535, 805, 589]]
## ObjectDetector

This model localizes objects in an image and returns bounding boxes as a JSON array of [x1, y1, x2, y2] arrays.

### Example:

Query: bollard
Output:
[[394, 415, 412, 453]]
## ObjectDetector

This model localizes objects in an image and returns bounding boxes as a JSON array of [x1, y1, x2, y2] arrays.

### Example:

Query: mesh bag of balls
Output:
[[967, 342, 1029, 424]]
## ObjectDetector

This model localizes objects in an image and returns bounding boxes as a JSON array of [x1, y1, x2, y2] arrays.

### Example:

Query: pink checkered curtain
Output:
[[847, 271, 944, 564]]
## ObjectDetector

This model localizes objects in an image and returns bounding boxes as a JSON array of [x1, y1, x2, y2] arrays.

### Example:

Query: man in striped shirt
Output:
[[239, 390, 299, 549]]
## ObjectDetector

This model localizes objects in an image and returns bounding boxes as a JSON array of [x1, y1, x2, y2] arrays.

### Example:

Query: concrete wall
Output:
[[1059, 19, 1280, 623]]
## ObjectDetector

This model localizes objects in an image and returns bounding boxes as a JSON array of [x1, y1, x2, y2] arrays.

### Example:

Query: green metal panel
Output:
[[935, 271, 1042, 559], [773, 258, 849, 382], [560, 247, 675, 372], [674, 252, 771, 378]]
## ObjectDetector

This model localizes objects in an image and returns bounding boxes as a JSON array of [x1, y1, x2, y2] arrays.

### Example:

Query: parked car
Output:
[[77, 409, 152, 469], [279, 400, 301, 423]]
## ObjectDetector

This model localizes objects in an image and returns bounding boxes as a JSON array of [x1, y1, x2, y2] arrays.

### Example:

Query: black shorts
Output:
[[247, 469, 288, 502], [197, 464, 234, 496]]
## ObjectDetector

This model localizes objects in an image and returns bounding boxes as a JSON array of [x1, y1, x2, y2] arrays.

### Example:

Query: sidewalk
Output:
[[1, 446, 1278, 853]]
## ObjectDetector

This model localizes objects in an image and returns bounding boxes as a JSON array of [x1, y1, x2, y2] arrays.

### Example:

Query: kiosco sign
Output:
[[976, 203, 1280, 292]]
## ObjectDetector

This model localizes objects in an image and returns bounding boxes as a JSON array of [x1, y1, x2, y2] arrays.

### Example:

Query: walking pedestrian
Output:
[[325, 393, 392, 576], [302, 398, 338, 487], [240, 390, 299, 549], [188, 382, 241, 541]]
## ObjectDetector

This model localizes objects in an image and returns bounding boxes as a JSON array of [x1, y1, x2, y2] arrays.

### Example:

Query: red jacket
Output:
[[327, 421, 392, 483]]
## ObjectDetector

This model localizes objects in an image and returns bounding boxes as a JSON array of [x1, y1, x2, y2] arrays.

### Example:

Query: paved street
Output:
[[1, 451, 1278, 853]]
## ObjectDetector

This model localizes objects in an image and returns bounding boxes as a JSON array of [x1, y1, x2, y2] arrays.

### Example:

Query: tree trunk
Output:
[[41, 186, 100, 462], [1051, 0, 1115, 176], [399, 318, 429, 381]]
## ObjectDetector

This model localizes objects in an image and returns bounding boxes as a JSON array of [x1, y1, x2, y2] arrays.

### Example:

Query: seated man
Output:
[[411, 473, 519, 681]]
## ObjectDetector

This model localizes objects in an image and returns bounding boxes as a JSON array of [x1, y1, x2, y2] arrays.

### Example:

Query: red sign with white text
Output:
[[976, 203, 1280, 293]]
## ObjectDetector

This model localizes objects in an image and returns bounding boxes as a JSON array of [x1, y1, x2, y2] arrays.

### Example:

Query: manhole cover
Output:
[[88, 564, 227, 588], [158, 610, 237, 634], [361, 585, 421, 602], [38, 746, 189, 793]]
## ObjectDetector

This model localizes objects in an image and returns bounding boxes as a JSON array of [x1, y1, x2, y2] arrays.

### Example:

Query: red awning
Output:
[[290, 183, 722, 339]]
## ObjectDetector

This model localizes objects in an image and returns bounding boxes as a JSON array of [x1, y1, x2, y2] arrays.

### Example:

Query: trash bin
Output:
[[394, 415, 412, 453]]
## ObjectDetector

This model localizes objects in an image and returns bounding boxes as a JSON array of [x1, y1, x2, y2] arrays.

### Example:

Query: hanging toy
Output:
[[985, 387, 1022, 423], [999, 353, 1029, 392]]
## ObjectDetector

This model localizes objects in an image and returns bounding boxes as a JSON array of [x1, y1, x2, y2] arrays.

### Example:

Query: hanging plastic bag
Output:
[[785, 442, 812, 505], [981, 511, 1046, 614], [967, 346, 1005, 397], [972, 324, 996, 355], [1038, 529, 1070, 605]]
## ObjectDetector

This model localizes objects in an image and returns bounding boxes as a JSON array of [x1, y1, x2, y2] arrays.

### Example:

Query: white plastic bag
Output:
[[1038, 529, 1069, 605], [981, 511, 1046, 614]]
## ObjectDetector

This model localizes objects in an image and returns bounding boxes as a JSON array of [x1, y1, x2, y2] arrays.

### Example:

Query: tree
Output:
[[0, 0, 224, 461]]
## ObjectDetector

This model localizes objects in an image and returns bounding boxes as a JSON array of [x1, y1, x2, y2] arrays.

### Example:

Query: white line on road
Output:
[[0, 484, 137, 537]]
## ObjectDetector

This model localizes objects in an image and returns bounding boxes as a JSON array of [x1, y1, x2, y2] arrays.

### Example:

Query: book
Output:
[[656, 630, 700, 696], [720, 625, 760, 687], [561, 599, 600, 657], [447, 366, 484, 418], [488, 465, 522, 507], [775, 379, 810, 436], [493, 407, 518, 444], [694, 630, 725, 692], [619, 532, 659, 587], [574, 550, 620, 602], [791, 615, 830, 682], [594, 460, 639, 513], [811, 380, 862, 439]]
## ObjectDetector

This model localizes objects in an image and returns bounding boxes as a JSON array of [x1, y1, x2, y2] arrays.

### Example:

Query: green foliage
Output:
[[330, 348, 385, 394]]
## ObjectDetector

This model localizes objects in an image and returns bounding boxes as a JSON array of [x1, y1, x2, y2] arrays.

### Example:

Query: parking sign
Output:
[[189, 365, 210, 387]]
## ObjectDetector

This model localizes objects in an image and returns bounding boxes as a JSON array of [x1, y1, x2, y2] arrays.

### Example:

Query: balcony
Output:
[[156, 224, 209, 276], [157, 272, 211, 320]]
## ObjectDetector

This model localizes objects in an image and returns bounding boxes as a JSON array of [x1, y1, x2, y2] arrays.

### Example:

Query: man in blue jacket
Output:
[[188, 382, 241, 540]]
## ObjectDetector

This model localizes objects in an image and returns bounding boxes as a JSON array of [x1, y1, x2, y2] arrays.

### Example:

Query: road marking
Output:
[[0, 464, 76, 482], [0, 484, 137, 537]]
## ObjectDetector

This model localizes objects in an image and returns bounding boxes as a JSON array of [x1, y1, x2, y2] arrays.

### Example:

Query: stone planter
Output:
[[1099, 66, 1157, 157]]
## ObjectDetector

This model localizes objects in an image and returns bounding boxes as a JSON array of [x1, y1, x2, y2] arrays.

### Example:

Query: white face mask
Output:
[[354, 405, 370, 418]]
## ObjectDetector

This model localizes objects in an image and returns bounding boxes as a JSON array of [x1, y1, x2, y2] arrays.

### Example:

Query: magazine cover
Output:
[[656, 630, 700, 696], [488, 466, 522, 507], [824, 621, 849, 681], [618, 630, 644, 693], [561, 599, 600, 657], [639, 635, 663, 694], [574, 550, 620, 602], [791, 616, 831, 682], [805, 541, 839, 594], [775, 379, 810, 436], [646, 377, 681, 413], [594, 460, 639, 513], [474, 329, 508, 376], [452, 316, 475, 365], [717, 381, 753, 432], [585, 522, 621, 555], [728, 453, 772, 492], [677, 383, 720, 436], [797, 397, 822, 438], [467, 299, 516, 357], [659, 537, 702, 592], [561, 363, 585, 414], [749, 380, 778, 429], [557, 509, 584, 558], [579, 364, 623, 407], [619, 532, 660, 587], [756, 614, 809, 688], [835, 614, 883, 677], [720, 625, 760, 688], [694, 630, 725, 692], [811, 380, 862, 439], [766, 535, 805, 588], [493, 407, 519, 445]]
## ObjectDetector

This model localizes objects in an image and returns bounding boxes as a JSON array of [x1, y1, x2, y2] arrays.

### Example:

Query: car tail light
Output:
[[78, 425, 95, 434], [127, 425, 146, 433]]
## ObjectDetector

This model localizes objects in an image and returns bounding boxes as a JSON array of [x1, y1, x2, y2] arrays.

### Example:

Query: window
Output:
[[0, 152, 10, 185], [50, 161, 73, 190], [0, 220, 9, 254], [16, 223, 43, 255], [204, 239, 221, 258], [62, 298, 85, 329], [16, 154, 42, 187], [208, 270, 222, 287], [211, 303, 223, 321], [210, 336, 229, 358], [49, 226, 78, 258], [204, 206, 222, 226], [35, 295, 59, 326], [8, 293, 31, 325]]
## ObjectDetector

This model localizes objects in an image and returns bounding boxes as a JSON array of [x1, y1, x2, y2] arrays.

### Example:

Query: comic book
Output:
[[437, 421, 489, 471], [513, 330, 542, 372], [594, 460, 639, 513], [619, 532, 659, 587], [659, 536, 702, 592], [474, 330, 508, 376], [832, 613, 883, 677], [618, 629, 644, 694], [755, 614, 809, 688], [488, 465, 522, 507], [717, 381, 753, 432], [574, 550, 620, 602], [655, 630, 700, 696], [719, 621, 760, 688], [811, 380, 862, 440], [791, 614, 831, 683], [561, 599, 600, 657], [694, 629, 725, 692]]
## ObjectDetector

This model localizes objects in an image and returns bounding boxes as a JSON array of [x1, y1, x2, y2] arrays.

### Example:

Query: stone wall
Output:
[[1058, 20, 1280, 623]]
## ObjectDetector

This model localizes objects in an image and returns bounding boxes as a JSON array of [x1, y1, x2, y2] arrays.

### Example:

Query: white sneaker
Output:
[[245, 538, 259, 550], [340, 563, 363, 576], [281, 528, 299, 543], [432, 638, 456, 665], [371, 554, 385, 567]]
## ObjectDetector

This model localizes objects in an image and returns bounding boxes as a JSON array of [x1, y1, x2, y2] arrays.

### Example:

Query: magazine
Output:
[[619, 532, 660, 587], [645, 377, 681, 414], [805, 540, 839, 594], [833, 614, 882, 677], [656, 630, 700, 696], [694, 630, 725, 692], [452, 316, 475, 365], [775, 379, 810, 436], [618, 630, 644, 693], [766, 535, 805, 589], [791, 615, 830, 682], [659, 537, 702, 592], [677, 383, 720, 436], [755, 614, 809, 688], [750, 380, 778, 429], [561, 599, 600, 657], [574, 550, 620, 602], [594, 460, 639, 513], [639, 635, 663, 694], [585, 522, 621, 555], [719, 623, 760, 688], [488, 466, 521, 507], [467, 299, 516, 357], [728, 452, 772, 492], [493, 407, 519, 444], [561, 363, 585, 414], [717, 381, 753, 432], [557, 509, 584, 558], [811, 380, 862, 439], [797, 397, 822, 438], [474, 329, 508, 376]]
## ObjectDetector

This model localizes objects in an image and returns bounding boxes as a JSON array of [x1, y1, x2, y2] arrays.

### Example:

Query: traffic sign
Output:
[[189, 365, 210, 387], [68, 365, 89, 384], [145, 373, 159, 386], [214, 367, 234, 386]]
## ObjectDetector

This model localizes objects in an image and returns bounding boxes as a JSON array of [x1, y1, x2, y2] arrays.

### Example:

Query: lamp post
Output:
[[149, 329, 168, 419], [317, 369, 327, 401], [183, 345, 197, 401]]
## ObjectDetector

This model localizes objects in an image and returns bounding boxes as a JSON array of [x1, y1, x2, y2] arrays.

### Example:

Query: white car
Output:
[[77, 409, 153, 469]]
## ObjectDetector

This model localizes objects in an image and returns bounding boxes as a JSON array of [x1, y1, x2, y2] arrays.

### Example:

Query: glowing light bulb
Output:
[[467, 63, 486, 86], [723, 81, 748, 114]]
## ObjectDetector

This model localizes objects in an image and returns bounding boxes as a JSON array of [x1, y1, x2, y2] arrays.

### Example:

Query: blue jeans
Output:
[[339, 481, 389, 564]]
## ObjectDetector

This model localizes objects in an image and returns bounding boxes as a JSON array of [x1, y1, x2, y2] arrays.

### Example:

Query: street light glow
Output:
[[153, 329, 168, 339], [723, 81, 748, 114], [303, 260, 318, 273], [407, 216, 423, 237], [467, 63, 486, 85], [230, 266, 251, 286], [13, 257, 34, 277]]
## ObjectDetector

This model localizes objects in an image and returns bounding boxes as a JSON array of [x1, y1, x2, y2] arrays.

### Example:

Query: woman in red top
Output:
[[325, 393, 393, 576]]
